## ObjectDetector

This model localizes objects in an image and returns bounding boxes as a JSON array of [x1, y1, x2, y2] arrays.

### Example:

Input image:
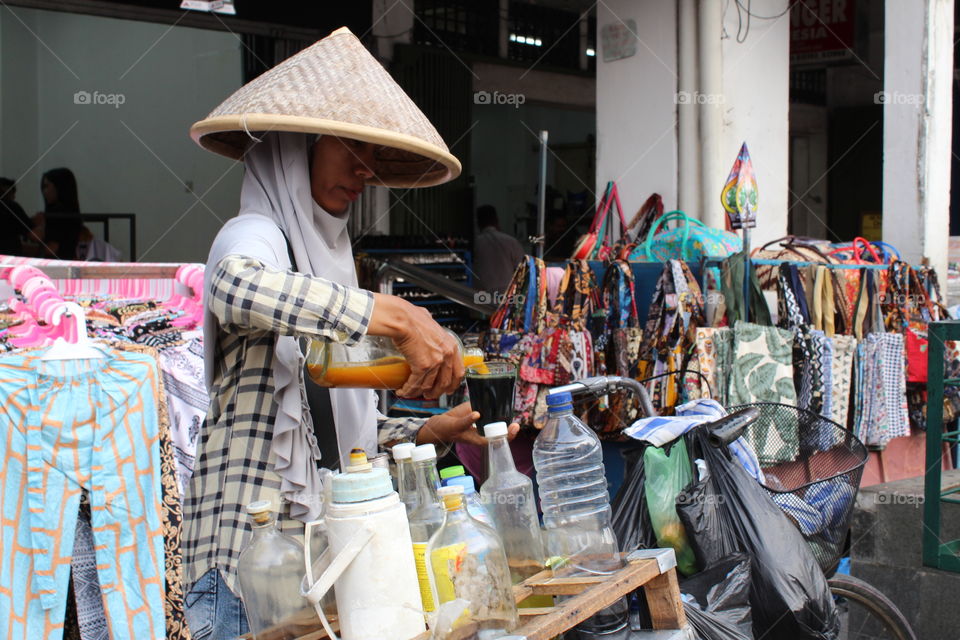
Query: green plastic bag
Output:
[[643, 440, 697, 576]]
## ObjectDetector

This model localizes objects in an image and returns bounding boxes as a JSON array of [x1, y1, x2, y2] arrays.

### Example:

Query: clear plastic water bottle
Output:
[[391, 442, 418, 515], [533, 391, 626, 634], [407, 443, 445, 613], [479, 422, 545, 584], [444, 475, 493, 527]]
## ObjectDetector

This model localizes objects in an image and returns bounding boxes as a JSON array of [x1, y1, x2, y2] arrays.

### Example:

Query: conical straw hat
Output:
[[190, 27, 461, 188]]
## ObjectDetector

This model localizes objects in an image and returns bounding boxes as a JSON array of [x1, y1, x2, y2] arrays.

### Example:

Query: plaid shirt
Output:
[[183, 254, 423, 595]]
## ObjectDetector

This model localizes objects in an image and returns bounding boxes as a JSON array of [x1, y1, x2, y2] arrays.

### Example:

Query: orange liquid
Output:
[[308, 353, 485, 389]]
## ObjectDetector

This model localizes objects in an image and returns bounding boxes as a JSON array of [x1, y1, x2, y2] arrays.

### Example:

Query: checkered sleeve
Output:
[[376, 410, 424, 448], [210, 254, 374, 345]]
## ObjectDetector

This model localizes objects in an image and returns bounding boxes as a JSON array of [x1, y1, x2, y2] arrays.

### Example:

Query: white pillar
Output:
[[882, 0, 953, 279], [677, 0, 700, 218], [698, 0, 724, 229]]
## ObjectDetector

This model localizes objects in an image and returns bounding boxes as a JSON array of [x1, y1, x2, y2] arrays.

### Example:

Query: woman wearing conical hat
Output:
[[182, 27, 517, 639]]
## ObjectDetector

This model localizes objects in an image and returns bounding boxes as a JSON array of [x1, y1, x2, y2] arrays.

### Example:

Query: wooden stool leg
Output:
[[642, 568, 687, 630]]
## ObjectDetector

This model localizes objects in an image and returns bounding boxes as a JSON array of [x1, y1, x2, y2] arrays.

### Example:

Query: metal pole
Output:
[[537, 130, 548, 260], [742, 228, 751, 324]]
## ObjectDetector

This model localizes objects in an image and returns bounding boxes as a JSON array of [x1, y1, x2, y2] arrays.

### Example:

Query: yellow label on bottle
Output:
[[412, 543, 435, 612], [429, 542, 467, 604]]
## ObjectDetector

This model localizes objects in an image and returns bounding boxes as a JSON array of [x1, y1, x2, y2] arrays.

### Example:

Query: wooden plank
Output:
[[512, 568, 554, 604], [527, 575, 605, 596], [512, 559, 663, 640], [517, 607, 555, 616], [643, 569, 687, 630]]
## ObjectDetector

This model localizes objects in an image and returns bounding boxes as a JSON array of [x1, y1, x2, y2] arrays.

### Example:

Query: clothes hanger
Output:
[[41, 302, 107, 360]]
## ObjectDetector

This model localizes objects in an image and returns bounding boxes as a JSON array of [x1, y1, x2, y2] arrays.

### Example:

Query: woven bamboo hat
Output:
[[190, 27, 461, 188]]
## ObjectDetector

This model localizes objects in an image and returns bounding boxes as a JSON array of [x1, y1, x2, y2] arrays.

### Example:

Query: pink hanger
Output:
[[9, 266, 45, 289]]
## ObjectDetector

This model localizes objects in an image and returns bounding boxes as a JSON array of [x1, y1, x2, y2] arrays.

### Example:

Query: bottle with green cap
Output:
[[392, 442, 419, 515], [237, 501, 321, 640], [439, 464, 466, 485], [427, 485, 518, 636], [479, 421, 545, 586], [407, 443, 445, 613]]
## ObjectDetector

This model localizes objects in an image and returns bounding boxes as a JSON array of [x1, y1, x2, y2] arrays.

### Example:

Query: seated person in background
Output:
[[0, 177, 30, 256], [473, 204, 525, 300]]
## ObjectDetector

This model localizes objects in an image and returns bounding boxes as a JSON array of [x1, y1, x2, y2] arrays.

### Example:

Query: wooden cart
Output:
[[283, 548, 689, 640]]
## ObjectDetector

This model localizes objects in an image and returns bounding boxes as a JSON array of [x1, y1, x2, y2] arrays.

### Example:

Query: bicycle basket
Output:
[[729, 402, 868, 573]]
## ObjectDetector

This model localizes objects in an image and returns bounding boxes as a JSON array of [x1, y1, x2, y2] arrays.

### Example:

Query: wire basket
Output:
[[729, 402, 868, 573]]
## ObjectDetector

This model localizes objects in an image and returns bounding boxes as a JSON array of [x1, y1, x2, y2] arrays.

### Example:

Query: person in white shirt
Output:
[[473, 205, 525, 302]]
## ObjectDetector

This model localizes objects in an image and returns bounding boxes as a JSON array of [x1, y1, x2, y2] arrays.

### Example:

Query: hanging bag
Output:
[[483, 256, 548, 428], [590, 259, 644, 437], [572, 182, 628, 261], [629, 210, 742, 263]]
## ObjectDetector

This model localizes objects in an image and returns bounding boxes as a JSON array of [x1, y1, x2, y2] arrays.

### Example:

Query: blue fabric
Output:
[[0, 349, 165, 640], [622, 398, 765, 483], [185, 569, 249, 640]]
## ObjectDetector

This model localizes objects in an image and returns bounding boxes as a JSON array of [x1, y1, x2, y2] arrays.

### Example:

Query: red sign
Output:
[[791, 0, 856, 63]]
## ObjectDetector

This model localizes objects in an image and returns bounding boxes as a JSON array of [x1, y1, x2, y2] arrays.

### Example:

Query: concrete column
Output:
[[676, 0, 700, 219], [698, 0, 724, 229], [882, 0, 954, 279]]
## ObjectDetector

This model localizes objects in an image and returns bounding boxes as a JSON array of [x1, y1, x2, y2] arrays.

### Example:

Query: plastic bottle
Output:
[[392, 442, 419, 515], [302, 449, 426, 640], [427, 485, 519, 638], [237, 502, 321, 640], [407, 443, 445, 613], [479, 422, 545, 584], [533, 391, 626, 634], [444, 475, 493, 527], [439, 465, 466, 485]]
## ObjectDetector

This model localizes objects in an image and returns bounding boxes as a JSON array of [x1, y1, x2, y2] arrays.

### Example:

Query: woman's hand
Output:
[[368, 293, 464, 399], [416, 402, 520, 447]]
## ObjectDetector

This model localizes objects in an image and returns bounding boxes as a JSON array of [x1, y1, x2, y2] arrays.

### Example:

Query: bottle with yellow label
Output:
[[428, 485, 519, 637], [407, 444, 445, 613]]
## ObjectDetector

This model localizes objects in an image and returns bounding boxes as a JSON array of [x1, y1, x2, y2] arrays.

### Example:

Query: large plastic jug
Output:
[[303, 450, 426, 640], [533, 391, 626, 634]]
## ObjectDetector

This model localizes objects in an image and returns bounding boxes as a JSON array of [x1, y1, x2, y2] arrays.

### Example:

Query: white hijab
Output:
[[205, 132, 376, 520]]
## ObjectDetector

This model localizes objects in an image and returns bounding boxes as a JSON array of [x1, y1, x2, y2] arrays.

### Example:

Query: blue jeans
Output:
[[185, 569, 249, 640]]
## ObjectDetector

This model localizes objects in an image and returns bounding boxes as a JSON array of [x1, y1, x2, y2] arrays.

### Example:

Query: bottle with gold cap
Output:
[[237, 501, 321, 640], [427, 485, 519, 637]]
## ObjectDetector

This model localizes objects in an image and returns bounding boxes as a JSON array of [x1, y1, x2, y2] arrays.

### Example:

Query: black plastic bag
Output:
[[684, 604, 752, 640], [611, 446, 656, 552], [693, 431, 839, 639], [677, 460, 739, 571], [681, 554, 753, 639]]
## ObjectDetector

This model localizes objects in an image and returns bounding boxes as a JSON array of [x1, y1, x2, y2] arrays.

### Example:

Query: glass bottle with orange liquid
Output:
[[305, 330, 485, 389]]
